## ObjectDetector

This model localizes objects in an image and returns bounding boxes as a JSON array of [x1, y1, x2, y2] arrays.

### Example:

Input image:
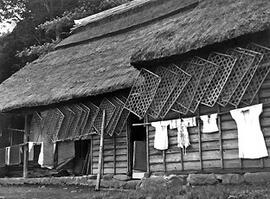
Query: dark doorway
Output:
[[130, 115, 147, 178]]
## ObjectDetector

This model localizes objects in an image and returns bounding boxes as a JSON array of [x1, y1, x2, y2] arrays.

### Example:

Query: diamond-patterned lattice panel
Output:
[[189, 57, 219, 113], [82, 101, 99, 135], [217, 49, 255, 107], [175, 63, 205, 111], [125, 68, 161, 119], [106, 97, 124, 136], [67, 104, 83, 139], [201, 52, 237, 107], [171, 101, 189, 115], [56, 106, 75, 141], [29, 112, 42, 142], [41, 108, 64, 142], [241, 43, 270, 105], [159, 64, 191, 118], [93, 98, 116, 134], [77, 103, 90, 138], [115, 97, 130, 135], [147, 66, 180, 119], [229, 48, 263, 107]]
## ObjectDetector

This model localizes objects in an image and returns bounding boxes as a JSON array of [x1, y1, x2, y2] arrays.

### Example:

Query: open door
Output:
[[130, 118, 147, 179]]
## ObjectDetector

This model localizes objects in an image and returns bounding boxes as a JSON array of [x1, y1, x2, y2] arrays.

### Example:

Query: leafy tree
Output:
[[0, 0, 132, 83]]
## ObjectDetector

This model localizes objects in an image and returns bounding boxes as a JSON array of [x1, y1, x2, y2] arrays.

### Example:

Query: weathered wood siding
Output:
[[92, 127, 128, 175], [149, 74, 270, 174]]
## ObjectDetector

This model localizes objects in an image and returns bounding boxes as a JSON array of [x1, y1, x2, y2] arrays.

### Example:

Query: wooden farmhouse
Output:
[[0, 0, 269, 179]]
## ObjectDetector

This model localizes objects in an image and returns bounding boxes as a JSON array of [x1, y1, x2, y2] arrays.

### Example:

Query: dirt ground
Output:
[[0, 183, 270, 199]]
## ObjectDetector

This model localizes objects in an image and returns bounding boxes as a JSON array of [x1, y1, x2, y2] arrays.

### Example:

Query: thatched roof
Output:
[[0, 0, 269, 112]]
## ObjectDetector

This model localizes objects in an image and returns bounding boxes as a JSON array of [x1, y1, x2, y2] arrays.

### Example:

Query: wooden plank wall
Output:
[[149, 74, 270, 174], [91, 127, 128, 175]]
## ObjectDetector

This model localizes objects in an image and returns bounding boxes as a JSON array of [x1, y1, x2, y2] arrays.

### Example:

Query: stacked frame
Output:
[[217, 49, 255, 107], [159, 64, 191, 118], [125, 68, 161, 119], [201, 52, 237, 107], [93, 98, 116, 134], [229, 48, 263, 107], [106, 97, 125, 136], [172, 63, 205, 114], [67, 104, 83, 139], [56, 106, 75, 141], [115, 97, 130, 135], [82, 101, 99, 136], [189, 57, 219, 113], [147, 66, 180, 119], [241, 43, 270, 105]]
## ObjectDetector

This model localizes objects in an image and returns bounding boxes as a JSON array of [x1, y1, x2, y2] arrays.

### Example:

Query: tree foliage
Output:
[[0, 0, 131, 83]]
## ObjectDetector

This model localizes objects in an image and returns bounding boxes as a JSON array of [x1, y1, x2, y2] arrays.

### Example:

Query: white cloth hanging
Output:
[[200, 114, 219, 133], [230, 103, 268, 159], [151, 121, 170, 150], [170, 117, 196, 154]]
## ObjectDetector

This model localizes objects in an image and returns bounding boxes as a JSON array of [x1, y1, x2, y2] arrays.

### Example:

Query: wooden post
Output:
[[113, 134, 116, 175], [255, 94, 265, 168], [86, 140, 92, 175], [90, 135, 93, 175], [145, 115, 150, 175], [23, 114, 30, 178], [163, 150, 166, 173], [180, 148, 184, 171], [217, 105, 224, 169], [95, 110, 106, 191], [126, 118, 132, 177], [197, 108, 203, 171]]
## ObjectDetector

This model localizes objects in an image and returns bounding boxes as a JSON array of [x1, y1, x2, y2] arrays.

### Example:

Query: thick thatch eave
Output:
[[0, 0, 269, 112], [131, 0, 270, 63]]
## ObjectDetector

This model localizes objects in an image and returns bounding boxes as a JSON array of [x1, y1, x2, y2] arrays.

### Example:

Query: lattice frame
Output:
[[201, 52, 237, 107], [77, 103, 90, 138], [125, 68, 161, 119], [82, 101, 99, 135], [29, 112, 42, 142], [56, 106, 75, 141], [175, 63, 205, 112], [115, 97, 130, 135], [159, 63, 191, 118], [67, 104, 83, 139], [217, 49, 255, 107], [189, 57, 219, 113], [228, 48, 263, 107], [241, 43, 270, 105], [41, 108, 64, 142], [106, 97, 124, 136], [93, 97, 116, 134], [147, 66, 180, 119]]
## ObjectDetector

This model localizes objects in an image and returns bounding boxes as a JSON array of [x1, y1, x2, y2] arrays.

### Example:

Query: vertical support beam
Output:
[[255, 94, 265, 168], [180, 148, 184, 171], [95, 110, 106, 191], [197, 108, 203, 171], [23, 114, 30, 178], [145, 115, 150, 176], [126, 117, 132, 177], [113, 134, 116, 175], [163, 150, 166, 174], [217, 105, 224, 169], [90, 135, 93, 175], [86, 139, 92, 175]]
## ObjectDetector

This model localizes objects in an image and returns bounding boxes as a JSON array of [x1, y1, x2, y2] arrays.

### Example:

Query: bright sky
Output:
[[0, 21, 16, 35]]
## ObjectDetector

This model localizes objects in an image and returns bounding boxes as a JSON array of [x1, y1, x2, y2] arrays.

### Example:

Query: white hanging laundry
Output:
[[28, 142, 34, 161], [200, 114, 219, 133], [170, 117, 196, 154], [151, 121, 170, 150], [230, 103, 268, 159]]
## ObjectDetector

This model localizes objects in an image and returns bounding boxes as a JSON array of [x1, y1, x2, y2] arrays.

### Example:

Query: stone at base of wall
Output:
[[1, 172, 270, 189]]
